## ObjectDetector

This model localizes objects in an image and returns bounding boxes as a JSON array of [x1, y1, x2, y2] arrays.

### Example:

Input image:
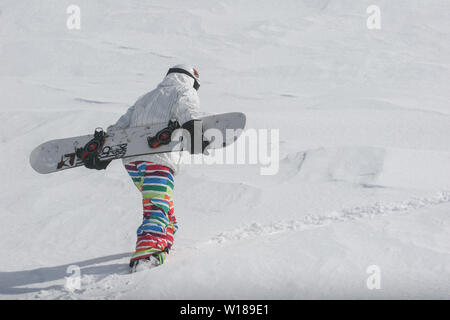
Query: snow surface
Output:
[[1, 0, 450, 299]]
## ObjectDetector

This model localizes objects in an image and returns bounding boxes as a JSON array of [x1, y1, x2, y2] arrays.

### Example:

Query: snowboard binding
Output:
[[147, 119, 180, 149], [147, 119, 210, 154], [76, 128, 111, 170]]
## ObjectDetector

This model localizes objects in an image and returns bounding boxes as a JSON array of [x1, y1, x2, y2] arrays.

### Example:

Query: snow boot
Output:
[[129, 251, 167, 273]]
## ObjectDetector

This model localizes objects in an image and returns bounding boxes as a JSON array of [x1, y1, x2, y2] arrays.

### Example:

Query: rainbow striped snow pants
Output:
[[125, 161, 178, 265]]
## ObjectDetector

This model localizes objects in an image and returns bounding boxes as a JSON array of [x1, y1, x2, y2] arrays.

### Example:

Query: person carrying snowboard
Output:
[[83, 64, 201, 271]]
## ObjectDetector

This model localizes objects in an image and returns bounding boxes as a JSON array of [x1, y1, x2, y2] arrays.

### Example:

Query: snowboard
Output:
[[30, 112, 246, 174]]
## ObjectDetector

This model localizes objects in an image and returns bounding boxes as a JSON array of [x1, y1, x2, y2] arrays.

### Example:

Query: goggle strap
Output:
[[166, 68, 200, 90]]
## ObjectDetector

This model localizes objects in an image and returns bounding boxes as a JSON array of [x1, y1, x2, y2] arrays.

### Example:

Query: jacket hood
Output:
[[159, 72, 195, 89]]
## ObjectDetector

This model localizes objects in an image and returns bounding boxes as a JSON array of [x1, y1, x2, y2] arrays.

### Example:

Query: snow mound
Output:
[[282, 147, 450, 189]]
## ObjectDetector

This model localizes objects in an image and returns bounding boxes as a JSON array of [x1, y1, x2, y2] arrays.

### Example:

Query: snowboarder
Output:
[[83, 64, 201, 271]]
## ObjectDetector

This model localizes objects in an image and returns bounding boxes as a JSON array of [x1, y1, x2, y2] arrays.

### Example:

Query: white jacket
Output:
[[107, 73, 201, 174]]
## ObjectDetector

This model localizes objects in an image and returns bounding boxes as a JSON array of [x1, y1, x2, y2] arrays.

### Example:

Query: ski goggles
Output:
[[166, 67, 200, 91]]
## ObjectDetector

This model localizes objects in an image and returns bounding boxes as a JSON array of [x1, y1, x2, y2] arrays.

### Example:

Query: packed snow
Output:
[[1, 0, 450, 299]]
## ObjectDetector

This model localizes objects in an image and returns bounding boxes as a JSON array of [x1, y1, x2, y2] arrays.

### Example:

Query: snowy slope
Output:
[[1, 0, 450, 299]]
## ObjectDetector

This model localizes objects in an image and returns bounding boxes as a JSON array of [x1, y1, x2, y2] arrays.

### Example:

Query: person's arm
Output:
[[171, 89, 200, 125], [171, 89, 209, 154], [107, 104, 136, 132]]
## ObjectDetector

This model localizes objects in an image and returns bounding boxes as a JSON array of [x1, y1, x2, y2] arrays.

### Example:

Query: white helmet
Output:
[[166, 64, 200, 90]]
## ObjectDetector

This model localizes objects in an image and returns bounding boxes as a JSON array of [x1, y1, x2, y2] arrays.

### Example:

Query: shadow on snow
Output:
[[0, 252, 132, 295]]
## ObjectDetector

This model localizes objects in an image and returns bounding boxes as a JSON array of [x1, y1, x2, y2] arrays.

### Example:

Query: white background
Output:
[[0, 0, 449, 299]]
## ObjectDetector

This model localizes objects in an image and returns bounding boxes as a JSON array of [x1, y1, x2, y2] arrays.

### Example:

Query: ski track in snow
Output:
[[32, 191, 450, 300], [209, 191, 450, 244]]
